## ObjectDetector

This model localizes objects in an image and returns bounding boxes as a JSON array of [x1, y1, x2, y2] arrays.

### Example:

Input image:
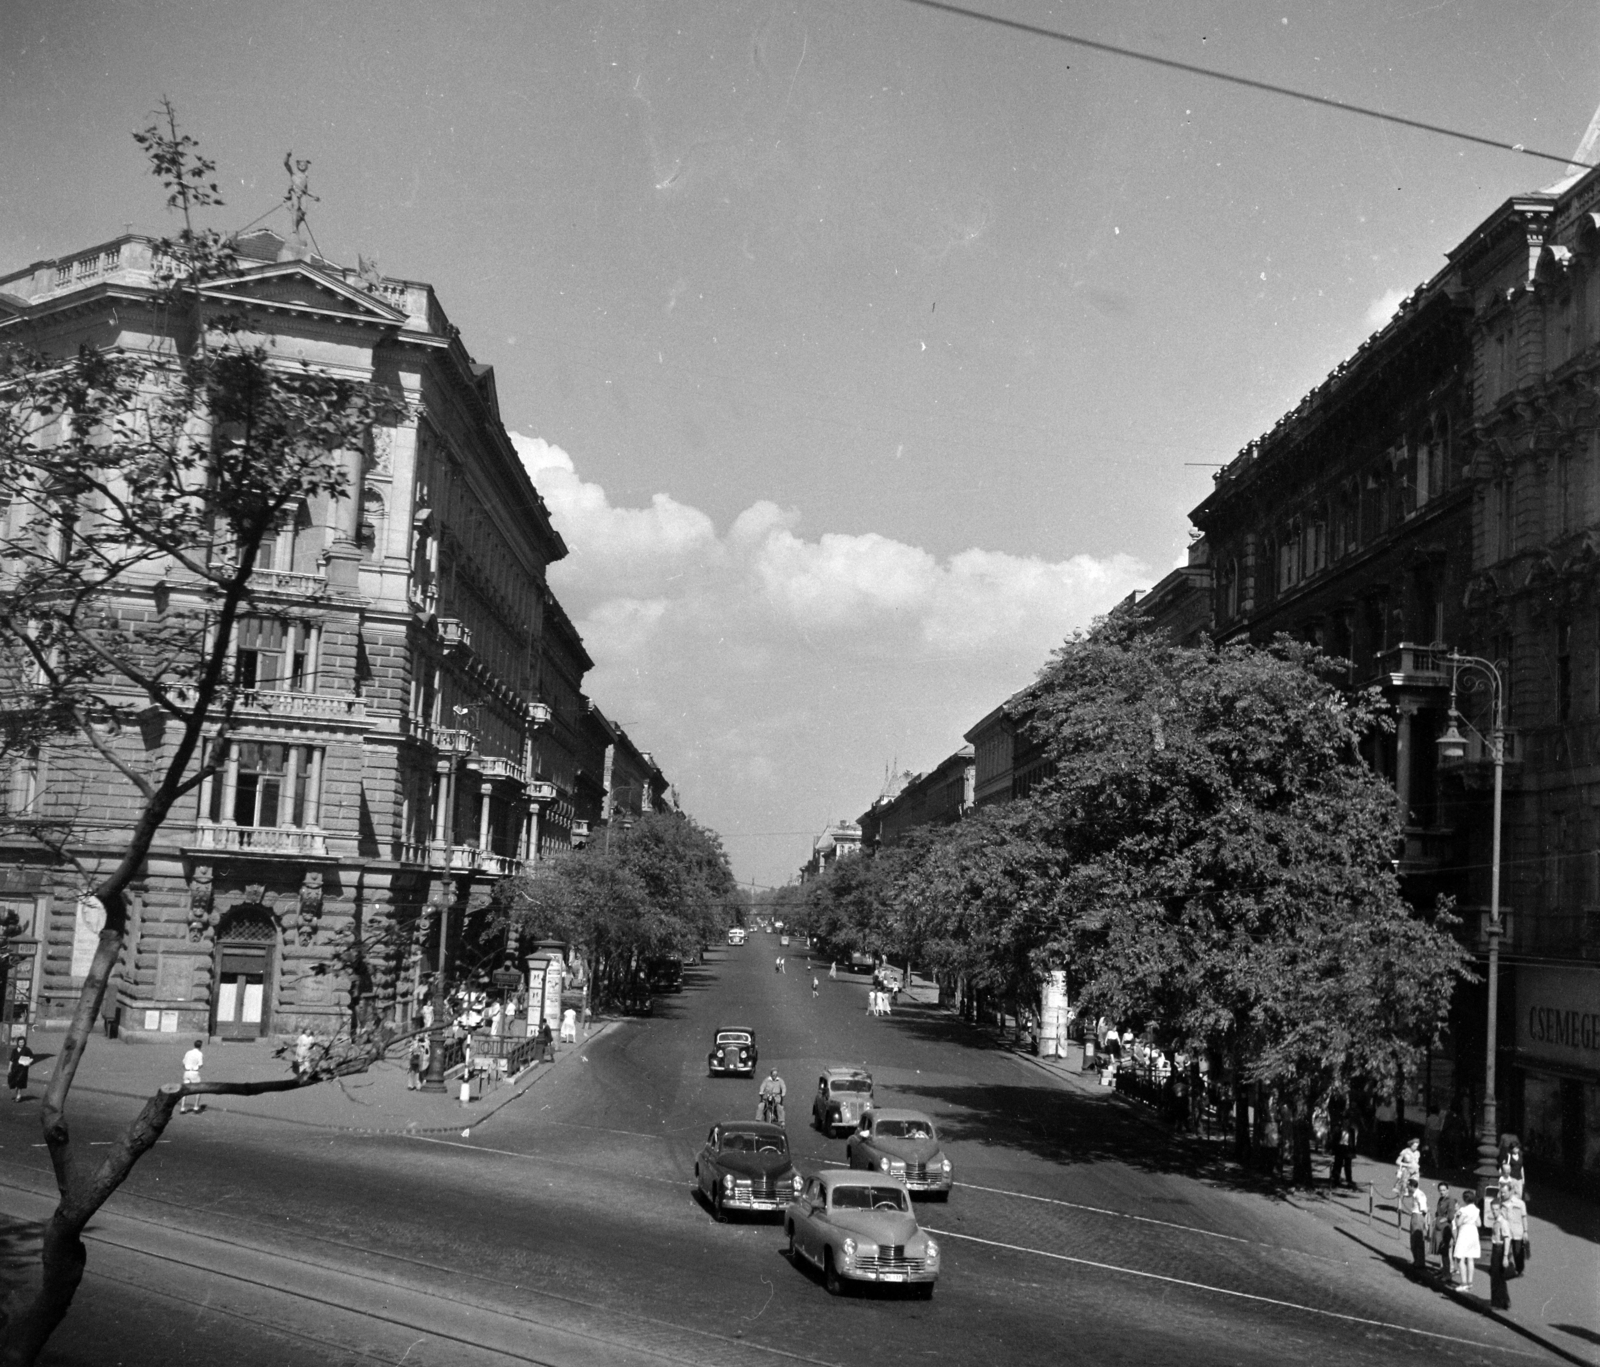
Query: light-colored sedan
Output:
[[785, 1169, 939, 1298], [846, 1108, 953, 1199]]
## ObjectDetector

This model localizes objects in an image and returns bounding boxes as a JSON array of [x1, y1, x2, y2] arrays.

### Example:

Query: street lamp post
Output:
[[1435, 651, 1505, 1189], [419, 892, 451, 1093]]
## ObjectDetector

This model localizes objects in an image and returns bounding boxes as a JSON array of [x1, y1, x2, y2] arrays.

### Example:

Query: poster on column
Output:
[[543, 957, 564, 1032], [1040, 970, 1071, 1058], [71, 896, 106, 982], [525, 958, 546, 1025]]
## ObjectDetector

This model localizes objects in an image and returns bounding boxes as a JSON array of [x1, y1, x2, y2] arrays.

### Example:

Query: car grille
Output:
[[904, 1162, 927, 1181], [855, 1248, 926, 1274], [735, 1176, 785, 1200]]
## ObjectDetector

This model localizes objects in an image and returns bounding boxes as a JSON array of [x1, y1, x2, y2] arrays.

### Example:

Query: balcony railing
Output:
[[1372, 643, 1451, 690], [479, 852, 524, 877], [237, 689, 364, 721], [404, 721, 475, 753], [1437, 727, 1522, 769], [528, 780, 557, 805], [251, 568, 328, 598], [571, 820, 591, 841], [409, 582, 439, 617], [478, 755, 525, 784], [527, 702, 552, 727], [192, 822, 327, 855]]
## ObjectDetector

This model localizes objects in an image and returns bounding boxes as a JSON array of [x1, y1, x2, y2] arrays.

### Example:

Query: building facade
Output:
[[0, 227, 670, 1043], [858, 746, 974, 850]]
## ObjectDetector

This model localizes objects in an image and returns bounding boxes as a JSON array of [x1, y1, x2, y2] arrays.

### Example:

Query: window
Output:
[[1557, 451, 1577, 536], [236, 618, 315, 692], [258, 502, 319, 575], [3, 749, 40, 818], [208, 741, 320, 828], [1491, 479, 1514, 561]]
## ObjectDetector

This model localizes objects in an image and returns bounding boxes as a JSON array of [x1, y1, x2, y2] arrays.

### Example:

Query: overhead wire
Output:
[[897, 0, 1596, 172]]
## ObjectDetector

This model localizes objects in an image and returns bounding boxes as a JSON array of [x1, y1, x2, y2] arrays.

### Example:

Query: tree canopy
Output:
[[800, 612, 1470, 1177]]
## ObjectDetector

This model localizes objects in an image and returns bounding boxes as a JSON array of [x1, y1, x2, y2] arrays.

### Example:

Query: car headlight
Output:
[[925, 1239, 939, 1261], [723, 1174, 734, 1192], [941, 1157, 952, 1173], [791, 1172, 804, 1194], [841, 1237, 856, 1266], [879, 1157, 890, 1172], [715, 1048, 724, 1059]]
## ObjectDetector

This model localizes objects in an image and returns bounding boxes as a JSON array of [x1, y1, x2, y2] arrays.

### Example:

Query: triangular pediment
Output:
[[200, 263, 407, 326]]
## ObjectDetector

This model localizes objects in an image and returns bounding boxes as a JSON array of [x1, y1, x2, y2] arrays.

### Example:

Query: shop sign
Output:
[[1515, 965, 1600, 1072]]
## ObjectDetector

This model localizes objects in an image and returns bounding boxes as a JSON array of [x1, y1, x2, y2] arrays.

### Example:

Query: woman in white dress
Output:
[[1451, 1188, 1482, 1291]]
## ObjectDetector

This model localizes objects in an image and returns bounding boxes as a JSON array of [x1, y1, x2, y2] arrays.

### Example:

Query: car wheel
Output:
[[712, 1189, 727, 1223], [823, 1250, 845, 1297], [787, 1226, 800, 1264]]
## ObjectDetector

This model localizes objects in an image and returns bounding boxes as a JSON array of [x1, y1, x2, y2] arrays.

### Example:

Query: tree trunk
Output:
[[1232, 1074, 1252, 1166], [1290, 1095, 1316, 1187]]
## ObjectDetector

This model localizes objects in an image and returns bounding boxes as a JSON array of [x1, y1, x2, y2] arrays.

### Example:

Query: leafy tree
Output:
[[1025, 611, 1469, 1180], [0, 102, 383, 1363], [498, 811, 736, 1010]]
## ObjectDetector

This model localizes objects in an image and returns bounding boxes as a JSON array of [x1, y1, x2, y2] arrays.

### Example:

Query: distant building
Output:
[[858, 747, 974, 849], [964, 693, 1051, 809], [799, 819, 862, 882], [1133, 539, 1214, 646]]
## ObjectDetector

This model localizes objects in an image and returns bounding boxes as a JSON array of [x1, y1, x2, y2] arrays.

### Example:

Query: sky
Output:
[[3, 1, 1597, 887]]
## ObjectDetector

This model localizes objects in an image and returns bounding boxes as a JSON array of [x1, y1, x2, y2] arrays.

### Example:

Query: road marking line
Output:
[[957, 1179, 1255, 1243], [399, 1132, 685, 1185], [923, 1227, 1537, 1356]]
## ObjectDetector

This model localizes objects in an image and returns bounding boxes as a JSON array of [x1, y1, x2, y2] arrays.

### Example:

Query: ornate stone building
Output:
[[0, 227, 669, 1043]]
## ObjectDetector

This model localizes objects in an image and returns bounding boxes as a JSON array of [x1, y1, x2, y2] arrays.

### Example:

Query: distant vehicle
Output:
[[848, 952, 875, 973], [785, 1169, 939, 1297], [646, 954, 683, 992], [727, 926, 747, 945], [707, 1026, 758, 1077], [875, 965, 904, 992], [696, 1120, 801, 1222], [846, 1108, 952, 1199], [812, 1067, 875, 1135], [779, 934, 790, 947]]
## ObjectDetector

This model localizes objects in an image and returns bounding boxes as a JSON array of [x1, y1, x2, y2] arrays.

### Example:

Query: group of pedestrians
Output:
[[1393, 1138, 1530, 1309]]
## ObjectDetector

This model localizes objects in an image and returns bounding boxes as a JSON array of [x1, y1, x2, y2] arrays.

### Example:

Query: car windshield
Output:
[[831, 1185, 908, 1211], [830, 1079, 872, 1094], [717, 1033, 751, 1045], [722, 1130, 786, 1154], [875, 1119, 933, 1140]]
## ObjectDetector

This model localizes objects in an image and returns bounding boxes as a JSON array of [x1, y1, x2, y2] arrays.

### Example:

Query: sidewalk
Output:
[[18, 1021, 617, 1136], [987, 1028, 1600, 1367]]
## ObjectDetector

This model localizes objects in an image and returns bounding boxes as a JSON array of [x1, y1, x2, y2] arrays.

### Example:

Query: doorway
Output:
[[212, 909, 276, 1040]]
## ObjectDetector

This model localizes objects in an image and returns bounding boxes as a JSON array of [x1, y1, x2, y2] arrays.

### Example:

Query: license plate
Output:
[[882, 1272, 906, 1282]]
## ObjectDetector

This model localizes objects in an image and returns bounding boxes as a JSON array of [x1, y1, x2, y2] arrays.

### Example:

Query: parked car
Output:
[[707, 1026, 758, 1076], [779, 934, 790, 947], [727, 926, 746, 945], [812, 1066, 874, 1135], [646, 953, 683, 992], [695, 1120, 802, 1222], [785, 1169, 939, 1297], [846, 1108, 952, 1199]]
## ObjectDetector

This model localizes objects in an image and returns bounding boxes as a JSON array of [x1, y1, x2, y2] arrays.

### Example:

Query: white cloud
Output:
[[1365, 287, 1409, 329], [513, 432, 1149, 885]]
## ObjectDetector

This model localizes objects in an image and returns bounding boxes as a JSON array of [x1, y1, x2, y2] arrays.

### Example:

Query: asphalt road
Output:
[[0, 939, 1558, 1366]]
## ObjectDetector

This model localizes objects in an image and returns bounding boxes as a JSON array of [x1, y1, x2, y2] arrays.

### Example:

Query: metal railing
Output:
[[478, 754, 525, 783], [191, 822, 327, 855]]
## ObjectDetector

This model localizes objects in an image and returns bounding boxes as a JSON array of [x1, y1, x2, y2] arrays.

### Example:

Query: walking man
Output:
[[538, 1018, 555, 1063], [179, 1038, 205, 1114], [1488, 1190, 1513, 1308], [1401, 1178, 1430, 1271], [1434, 1184, 1458, 1275], [1330, 1113, 1358, 1189], [811, 975, 819, 999], [406, 1035, 427, 1089], [294, 1028, 315, 1079]]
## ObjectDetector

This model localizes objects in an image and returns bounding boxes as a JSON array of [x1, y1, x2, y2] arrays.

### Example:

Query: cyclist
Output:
[[757, 1068, 787, 1125]]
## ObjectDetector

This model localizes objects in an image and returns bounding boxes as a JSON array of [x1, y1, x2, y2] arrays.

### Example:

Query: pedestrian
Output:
[[1504, 1183, 1528, 1275], [1451, 1188, 1482, 1292], [1401, 1178, 1430, 1272], [829, 961, 837, 980], [1330, 1113, 1358, 1189], [7, 1036, 34, 1102], [179, 1038, 204, 1114], [811, 975, 819, 999], [775, 956, 782, 974], [406, 1035, 427, 1089], [560, 1007, 577, 1043], [1375, 1094, 1397, 1157], [1394, 1137, 1422, 1207], [1487, 1191, 1513, 1309], [1433, 1184, 1458, 1275], [294, 1028, 314, 1078], [1423, 1104, 1443, 1169], [537, 1018, 554, 1062]]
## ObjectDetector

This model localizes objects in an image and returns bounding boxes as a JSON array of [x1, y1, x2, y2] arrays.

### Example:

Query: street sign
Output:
[[491, 968, 521, 989]]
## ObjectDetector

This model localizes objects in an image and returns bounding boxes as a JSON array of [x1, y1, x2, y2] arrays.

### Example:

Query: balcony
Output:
[[394, 842, 523, 875], [437, 617, 472, 650], [571, 820, 591, 842], [403, 720, 475, 753], [191, 822, 327, 856], [479, 852, 525, 877], [478, 754, 525, 784], [528, 780, 557, 805], [1371, 643, 1451, 691], [1437, 727, 1522, 788], [251, 568, 328, 598], [236, 689, 364, 722], [1394, 824, 1456, 876], [527, 702, 552, 727], [409, 582, 439, 617]]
